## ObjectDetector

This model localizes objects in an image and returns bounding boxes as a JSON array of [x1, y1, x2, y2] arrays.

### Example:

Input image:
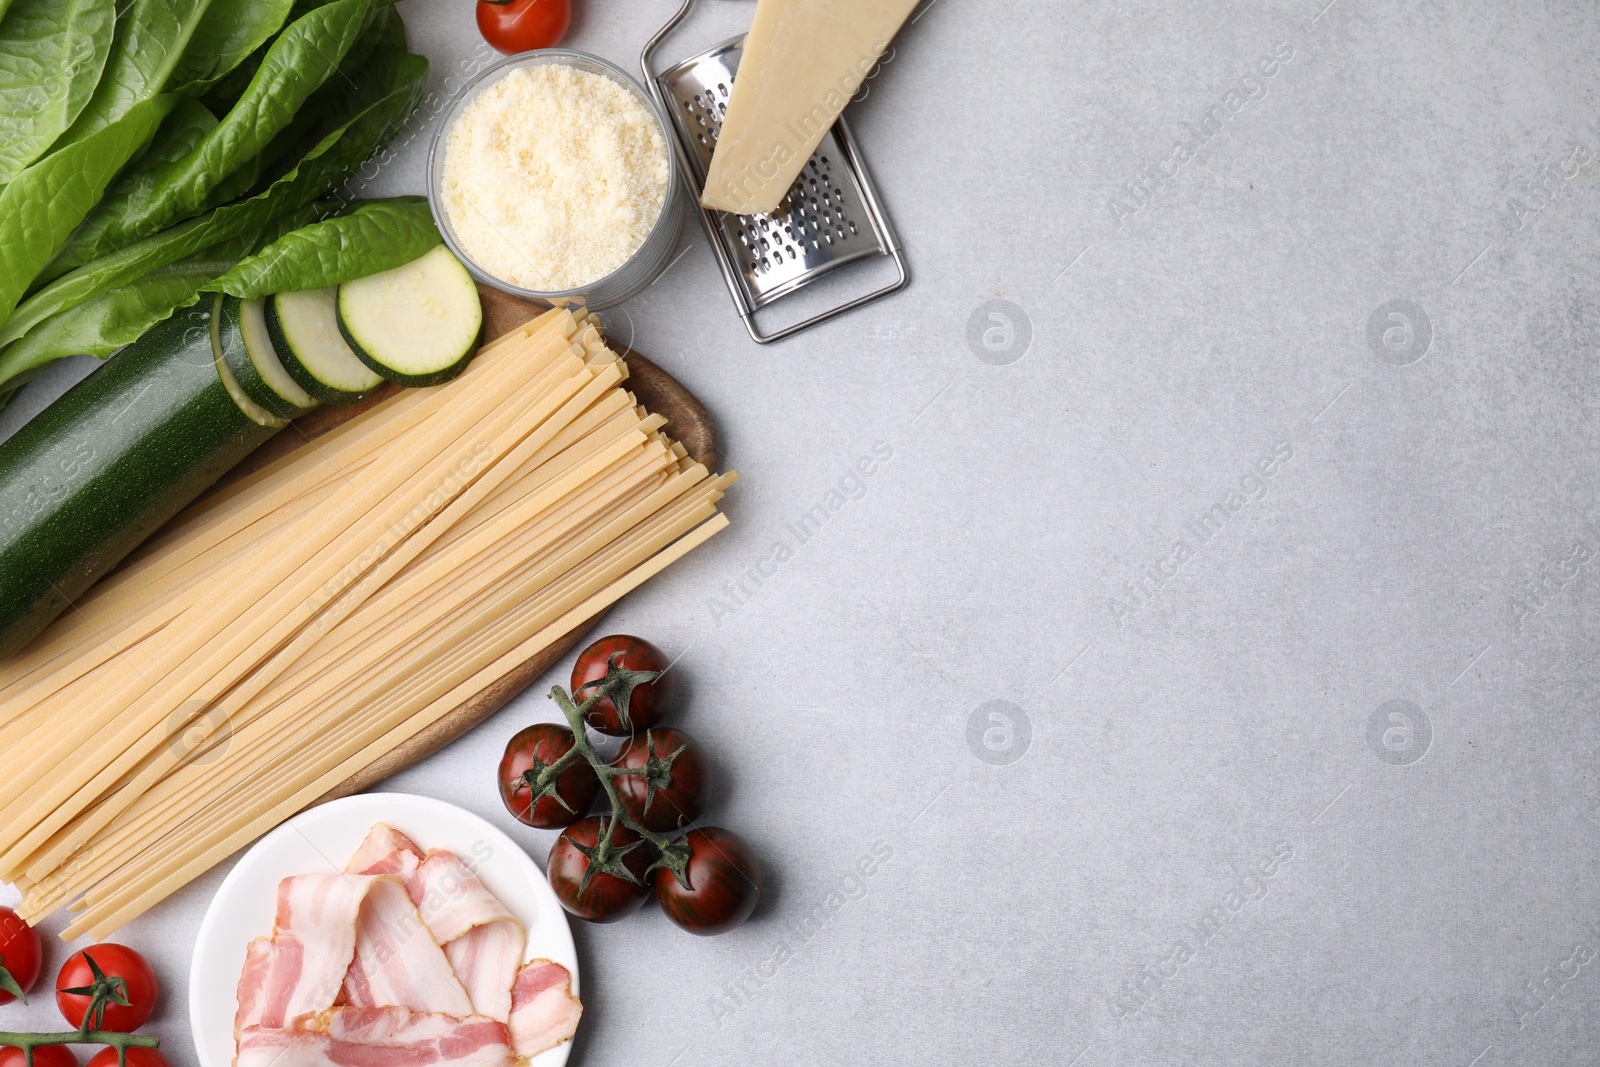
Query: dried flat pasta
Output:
[[0, 308, 734, 938]]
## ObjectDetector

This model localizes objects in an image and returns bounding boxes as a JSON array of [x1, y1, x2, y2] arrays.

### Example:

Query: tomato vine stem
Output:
[[547, 685, 692, 888], [0, 1030, 159, 1067]]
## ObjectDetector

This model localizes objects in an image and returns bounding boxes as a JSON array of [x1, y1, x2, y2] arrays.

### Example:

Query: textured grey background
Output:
[[3, 0, 1599, 1064]]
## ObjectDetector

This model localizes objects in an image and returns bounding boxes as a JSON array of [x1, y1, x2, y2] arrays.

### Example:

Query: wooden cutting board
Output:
[[226, 285, 716, 805]]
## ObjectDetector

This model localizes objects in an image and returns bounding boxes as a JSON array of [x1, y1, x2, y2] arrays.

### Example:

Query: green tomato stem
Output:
[[530, 742, 585, 794], [547, 687, 683, 867]]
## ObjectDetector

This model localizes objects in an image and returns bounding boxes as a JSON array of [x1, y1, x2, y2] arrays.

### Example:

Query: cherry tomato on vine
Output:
[[612, 727, 712, 833], [85, 1050, 168, 1067], [547, 816, 652, 923], [476, 0, 571, 55], [571, 635, 676, 736], [655, 827, 761, 936], [0, 1047, 77, 1067], [56, 945, 158, 1032], [0, 907, 42, 1005], [499, 723, 601, 829]]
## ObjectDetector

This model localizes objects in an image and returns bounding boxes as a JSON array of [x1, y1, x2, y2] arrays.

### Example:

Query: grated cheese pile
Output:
[[440, 64, 670, 292]]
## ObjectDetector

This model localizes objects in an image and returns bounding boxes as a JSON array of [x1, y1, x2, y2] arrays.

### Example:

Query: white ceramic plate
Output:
[[190, 793, 578, 1067]]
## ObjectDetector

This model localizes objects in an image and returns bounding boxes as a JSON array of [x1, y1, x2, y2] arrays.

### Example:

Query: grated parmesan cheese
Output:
[[440, 64, 670, 292]]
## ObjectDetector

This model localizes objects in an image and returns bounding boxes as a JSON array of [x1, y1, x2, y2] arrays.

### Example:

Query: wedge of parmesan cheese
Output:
[[700, 0, 919, 215]]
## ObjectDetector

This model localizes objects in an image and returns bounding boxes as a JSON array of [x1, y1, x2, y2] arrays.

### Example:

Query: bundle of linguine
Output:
[[0, 308, 734, 938]]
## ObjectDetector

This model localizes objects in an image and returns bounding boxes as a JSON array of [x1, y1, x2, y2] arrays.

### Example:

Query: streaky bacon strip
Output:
[[445, 922, 525, 1026], [259, 874, 371, 1023], [237, 1007, 514, 1067], [234, 937, 303, 1037], [507, 960, 581, 1061], [417, 851, 525, 1022], [346, 824, 425, 897], [346, 826, 525, 1023], [341, 877, 475, 1018], [415, 850, 519, 944]]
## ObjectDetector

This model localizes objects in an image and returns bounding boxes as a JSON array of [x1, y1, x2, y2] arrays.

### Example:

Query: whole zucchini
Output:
[[0, 299, 281, 657]]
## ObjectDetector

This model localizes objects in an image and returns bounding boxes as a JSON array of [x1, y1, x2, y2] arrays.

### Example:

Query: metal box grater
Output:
[[642, 0, 910, 344]]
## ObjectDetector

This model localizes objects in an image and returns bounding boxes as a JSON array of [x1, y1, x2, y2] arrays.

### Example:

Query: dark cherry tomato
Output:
[[612, 727, 712, 833], [571, 635, 676, 736], [56, 945, 158, 1032], [547, 816, 652, 923], [85, 1050, 168, 1067], [654, 827, 761, 936], [0, 907, 42, 1006], [499, 723, 601, 829], [0, 1047, 77, 1067], [476, 0, 571, 55]]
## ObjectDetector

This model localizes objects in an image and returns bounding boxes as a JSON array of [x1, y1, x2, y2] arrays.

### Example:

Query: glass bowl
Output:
[[426, 49, 685, 311]]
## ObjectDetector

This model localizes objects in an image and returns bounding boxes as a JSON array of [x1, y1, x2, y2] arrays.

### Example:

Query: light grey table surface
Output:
[[3, 0, 1598, 1064]]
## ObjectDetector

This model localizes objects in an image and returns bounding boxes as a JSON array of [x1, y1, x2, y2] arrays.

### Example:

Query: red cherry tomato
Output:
[[612, 727, 712, 833], [85, 1050, 169, 1067], [571, 635, 676, 736], [547, 816, 652, 923], [475, 0, 571, 55], [654, 827, 761, 936], [499, 723, 601, 829], [0, 1047, 78, 1067], [0, 907, 42, 1006], [56, 945, 158, 1032]]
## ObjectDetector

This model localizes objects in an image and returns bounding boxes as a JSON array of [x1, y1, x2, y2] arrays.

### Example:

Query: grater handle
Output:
[[640, 0, 767, 329], [640, 0, 697, 94], [639, 0, 770, 332]]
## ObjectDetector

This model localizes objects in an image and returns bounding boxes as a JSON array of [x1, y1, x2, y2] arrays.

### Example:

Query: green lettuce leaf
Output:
[[122, 96, 218, 177], [46, 0, 380, 272], [0, 94, 178, 329], [0, 205, 321, 392], [250, 10, 414, 194], [206, 197, 438, 299], [0, 51, 426, 349], [165, 0, 294, 98], [196, 41, 268, 118], [0, 0, 116, 185], [190, 1, 395, 134], [53, 0, 214, 147], [256, 50, 428, 207], [205, 4, 399, 206]]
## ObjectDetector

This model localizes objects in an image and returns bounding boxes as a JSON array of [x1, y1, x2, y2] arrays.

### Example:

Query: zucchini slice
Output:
[[215, 295, 318, 419], [265, 287, 385, 404], [0, 299, 280, 657], [213, 339, 291, 430], [337, 245, 483, 387]]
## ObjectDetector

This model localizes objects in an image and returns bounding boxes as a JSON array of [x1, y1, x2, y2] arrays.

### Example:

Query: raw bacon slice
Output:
[[237, 1007, 514, 1067], [234, 937, 303, 1037], [507, 960, 581, 1060], [346, 826, 525, 1023], [414, 850, 519, 946], [416, 851, 525, 1022], [345, 824, 425, 895], [445, 922, 525, 1026], [340, 877, 474, 1018], [245, 873, 371, 1025]]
